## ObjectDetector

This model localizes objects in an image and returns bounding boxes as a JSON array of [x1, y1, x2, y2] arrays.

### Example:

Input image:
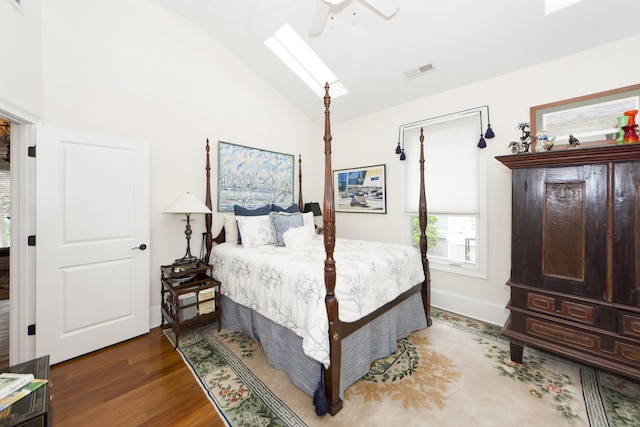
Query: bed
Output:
[[203, 83, 432, 416]]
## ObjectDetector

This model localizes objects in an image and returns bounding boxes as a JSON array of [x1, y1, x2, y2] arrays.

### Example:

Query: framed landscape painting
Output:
[[530, 83, 640, 148], [217, 141, 294, 211], [333, 164, 387, 214]]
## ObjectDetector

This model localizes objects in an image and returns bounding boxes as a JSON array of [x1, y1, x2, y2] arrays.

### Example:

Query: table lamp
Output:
[[164, 192, 212, 264]]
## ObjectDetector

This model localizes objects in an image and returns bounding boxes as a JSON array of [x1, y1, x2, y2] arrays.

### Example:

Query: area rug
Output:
[[164, 309, 640, 427]]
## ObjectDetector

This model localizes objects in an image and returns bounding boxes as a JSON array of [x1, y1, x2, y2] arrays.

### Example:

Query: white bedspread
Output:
[[210, 236, 425, 367]]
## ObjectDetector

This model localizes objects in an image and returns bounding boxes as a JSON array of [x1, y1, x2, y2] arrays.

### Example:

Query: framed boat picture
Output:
[[333, 164, 387, 214]]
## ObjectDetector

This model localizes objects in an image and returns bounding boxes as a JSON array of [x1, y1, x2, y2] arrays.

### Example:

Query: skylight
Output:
[[265, 23, 348, 99], [544, 0, 585, 15]]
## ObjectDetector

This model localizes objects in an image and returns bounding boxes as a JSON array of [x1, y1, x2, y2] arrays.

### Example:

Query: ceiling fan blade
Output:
[[309, 1, 331, 36], [360, 0, 398, 18]]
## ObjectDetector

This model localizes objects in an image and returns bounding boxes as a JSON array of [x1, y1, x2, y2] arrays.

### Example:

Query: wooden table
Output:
[[161, 261, 221, 347], [0, 355, 50, 427]]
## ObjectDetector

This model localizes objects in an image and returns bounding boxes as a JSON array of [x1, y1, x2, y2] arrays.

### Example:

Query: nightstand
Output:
[[0, 355, 51, 427], [160, 261, 221, 347]]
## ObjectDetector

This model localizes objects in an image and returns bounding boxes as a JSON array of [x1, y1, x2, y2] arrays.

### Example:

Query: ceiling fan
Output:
[[309, 0, 399, 36]]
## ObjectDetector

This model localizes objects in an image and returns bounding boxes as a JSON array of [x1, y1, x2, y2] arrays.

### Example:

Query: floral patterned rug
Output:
[[166, 308, 640, 426]]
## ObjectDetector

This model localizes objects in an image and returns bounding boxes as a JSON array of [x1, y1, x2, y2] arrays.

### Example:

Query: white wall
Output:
[[0, 0, 43, 116], [4, 0, 640, 331], [330, 34, 640, 325], [38, 0, 322, 323]]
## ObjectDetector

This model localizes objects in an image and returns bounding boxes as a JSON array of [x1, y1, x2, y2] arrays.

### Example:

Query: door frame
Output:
[[0, 96, 40, 364]]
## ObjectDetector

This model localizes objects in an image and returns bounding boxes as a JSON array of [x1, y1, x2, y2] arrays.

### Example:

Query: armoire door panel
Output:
[[512, 165, 607, 298], [612, 162, 640, 306], [542, 181, 585, 281]]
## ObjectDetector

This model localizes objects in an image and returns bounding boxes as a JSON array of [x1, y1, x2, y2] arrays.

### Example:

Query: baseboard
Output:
[[431, 289, 509, 327], [150, 304, 162, 329]]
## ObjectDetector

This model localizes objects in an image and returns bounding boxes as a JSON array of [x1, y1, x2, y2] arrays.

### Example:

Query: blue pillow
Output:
[[234, 204, 271, 244], [271, 203, 299, 213], [271, 212, 303, 247], [234, 204, 271, 216]]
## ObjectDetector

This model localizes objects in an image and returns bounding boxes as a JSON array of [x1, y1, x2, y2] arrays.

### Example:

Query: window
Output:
[[264, 24, 348, 99], [411, 214, 477, 262], [0, 168, 9, 248], [403, 109, 487, 278], [7, 0, 22, 13], [544, 0, 584, 15]]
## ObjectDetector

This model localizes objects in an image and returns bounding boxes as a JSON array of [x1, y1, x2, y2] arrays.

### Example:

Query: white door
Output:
[[35, 126, 150, 364]]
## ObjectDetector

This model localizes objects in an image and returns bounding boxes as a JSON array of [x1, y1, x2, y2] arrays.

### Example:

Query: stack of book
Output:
[[0, 372, 48, 412]]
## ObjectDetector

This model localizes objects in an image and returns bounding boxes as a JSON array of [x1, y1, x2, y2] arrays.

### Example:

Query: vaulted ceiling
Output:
[[152, 0, 640, 123]]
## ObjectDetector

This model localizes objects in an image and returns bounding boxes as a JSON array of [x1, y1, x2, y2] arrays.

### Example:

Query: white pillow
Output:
[[301, 212, 320, 237], [302, 211, 315, 228], [270, 212, 304, 247], [283, 224, 314, 249], [236, 215, 276, 248], [223, 213, 239, 244], [303, 222, 316, 237]]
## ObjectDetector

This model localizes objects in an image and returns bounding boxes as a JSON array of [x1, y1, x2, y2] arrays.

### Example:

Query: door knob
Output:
[[132, 244, 147, 250]]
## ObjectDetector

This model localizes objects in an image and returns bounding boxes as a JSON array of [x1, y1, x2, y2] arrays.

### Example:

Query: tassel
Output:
[[477, 111, 487, 148], [485, 106, 495, 138], [313, 366, 329, 416], [477, 134, 487, 148], [485, 124, 495, 138], [395, 141, 401, 154]]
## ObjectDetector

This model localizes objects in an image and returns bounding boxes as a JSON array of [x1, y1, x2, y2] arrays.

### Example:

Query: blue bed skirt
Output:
[[221, 292, 428, 399]]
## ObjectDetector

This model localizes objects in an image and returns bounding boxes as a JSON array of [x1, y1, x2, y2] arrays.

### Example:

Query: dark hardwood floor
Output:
[[1, 296, 225, 425], [50, 326, 226, 426]]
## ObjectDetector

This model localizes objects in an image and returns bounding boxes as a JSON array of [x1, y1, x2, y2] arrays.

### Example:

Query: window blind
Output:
[[403, 113, 479, 214]]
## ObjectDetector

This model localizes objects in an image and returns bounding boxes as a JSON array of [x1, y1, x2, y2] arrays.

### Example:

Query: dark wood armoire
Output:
[[497, 144, 640, 381]]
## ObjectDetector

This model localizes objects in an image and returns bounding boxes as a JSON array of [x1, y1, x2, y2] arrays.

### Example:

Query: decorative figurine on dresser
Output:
[[496, 143, 640, 382]]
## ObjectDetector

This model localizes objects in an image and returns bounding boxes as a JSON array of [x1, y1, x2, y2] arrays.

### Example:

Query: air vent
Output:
[[403, 63, 435, 80]]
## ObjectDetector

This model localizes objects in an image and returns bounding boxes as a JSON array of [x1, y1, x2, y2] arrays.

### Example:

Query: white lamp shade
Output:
[[163, 192, 212, 214]]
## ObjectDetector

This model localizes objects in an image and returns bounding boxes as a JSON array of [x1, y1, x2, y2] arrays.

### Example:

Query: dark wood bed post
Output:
[[204, 138, 213, 263], [322, 83, 342, 415], [418, 128, 432, 326], [298, 154, 303, 211]]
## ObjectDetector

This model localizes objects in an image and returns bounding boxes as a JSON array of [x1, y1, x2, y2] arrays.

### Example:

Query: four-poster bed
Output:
[[202, 83, 432, 415]]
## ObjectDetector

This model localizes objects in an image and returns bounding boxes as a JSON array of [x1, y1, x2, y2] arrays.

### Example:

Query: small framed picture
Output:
[[333, 164, 387, 214]]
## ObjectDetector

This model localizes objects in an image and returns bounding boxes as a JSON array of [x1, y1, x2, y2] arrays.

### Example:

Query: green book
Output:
[[0, 379, 48, 412], [0, 373, 34, 400]]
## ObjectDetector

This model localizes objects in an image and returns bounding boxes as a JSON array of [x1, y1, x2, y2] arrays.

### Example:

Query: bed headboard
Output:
[[204, 139, 213, 262]]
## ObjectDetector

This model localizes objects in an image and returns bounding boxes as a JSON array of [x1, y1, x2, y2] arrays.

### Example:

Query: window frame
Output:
[[401, 108, 488, 279]]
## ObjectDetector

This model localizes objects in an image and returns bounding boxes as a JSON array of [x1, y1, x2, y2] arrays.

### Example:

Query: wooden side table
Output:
[[0, 355, 51, 427], [160, 261, 221, 347]]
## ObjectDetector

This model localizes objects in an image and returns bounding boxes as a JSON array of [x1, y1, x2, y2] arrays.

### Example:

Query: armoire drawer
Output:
[[526, 317, 640, 366], [526, 292, 597, 326], [620, 311, 640, 339]]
